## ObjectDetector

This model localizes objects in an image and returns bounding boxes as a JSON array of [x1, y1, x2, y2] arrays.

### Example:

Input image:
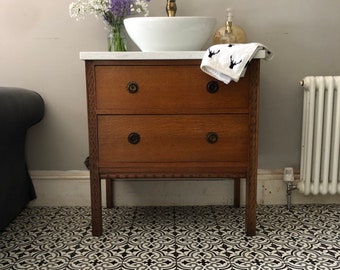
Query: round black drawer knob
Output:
[[128, 132, 140, 144], [206, 132, 218, 144], [127, 81, 139, 94], [206, 81, 219, 94]]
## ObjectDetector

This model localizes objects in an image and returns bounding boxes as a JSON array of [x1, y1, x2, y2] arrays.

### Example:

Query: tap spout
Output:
[[166, 0, 177, 17]]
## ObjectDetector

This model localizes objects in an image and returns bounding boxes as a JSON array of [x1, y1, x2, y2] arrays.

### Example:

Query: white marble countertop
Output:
[[80, 50, 267, 60]]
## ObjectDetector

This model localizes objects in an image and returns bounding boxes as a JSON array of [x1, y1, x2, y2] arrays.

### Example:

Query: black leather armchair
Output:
[[0, 87, 44, 230]]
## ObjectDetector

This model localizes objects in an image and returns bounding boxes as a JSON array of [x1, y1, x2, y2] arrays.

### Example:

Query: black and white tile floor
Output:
[[1, 205, 339, 269]]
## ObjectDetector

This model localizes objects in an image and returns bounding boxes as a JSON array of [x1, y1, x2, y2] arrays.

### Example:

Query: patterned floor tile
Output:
[[1, 205, 340, 270]]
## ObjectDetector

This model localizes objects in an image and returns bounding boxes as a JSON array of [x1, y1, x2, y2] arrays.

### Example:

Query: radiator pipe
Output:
[[283, 167, 297, 211], [287, 181, 297, 211]]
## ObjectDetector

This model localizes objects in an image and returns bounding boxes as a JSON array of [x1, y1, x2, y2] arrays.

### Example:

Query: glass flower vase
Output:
[[108, 23, 127, 52]]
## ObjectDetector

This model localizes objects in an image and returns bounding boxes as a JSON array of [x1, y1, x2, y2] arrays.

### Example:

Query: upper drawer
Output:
[[95, 64, 249, 114]]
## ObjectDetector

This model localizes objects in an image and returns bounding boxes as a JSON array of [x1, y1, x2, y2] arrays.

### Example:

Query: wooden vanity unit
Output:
[[81, 51, 264, 237]]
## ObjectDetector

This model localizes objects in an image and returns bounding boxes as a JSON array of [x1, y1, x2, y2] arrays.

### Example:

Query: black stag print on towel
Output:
[[208, 48, 220, 58], [207, 45, 243, 70], [229, 55, 242, 69]]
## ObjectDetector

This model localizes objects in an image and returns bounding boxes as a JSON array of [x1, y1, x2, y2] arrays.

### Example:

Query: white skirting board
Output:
[[29, 170, 340, 207]]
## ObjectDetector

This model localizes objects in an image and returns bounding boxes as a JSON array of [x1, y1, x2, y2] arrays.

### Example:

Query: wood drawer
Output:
[[95, 65, 249, 114], [98, 114, 249, 166]]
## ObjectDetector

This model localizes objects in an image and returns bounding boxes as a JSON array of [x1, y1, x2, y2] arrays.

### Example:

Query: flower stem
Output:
[[108, 24, 126, 52]]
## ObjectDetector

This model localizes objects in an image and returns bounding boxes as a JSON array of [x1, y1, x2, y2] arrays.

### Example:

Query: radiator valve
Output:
[[283, 167, 294, 182]]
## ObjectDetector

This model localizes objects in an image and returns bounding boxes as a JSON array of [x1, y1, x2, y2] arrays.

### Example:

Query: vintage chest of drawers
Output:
[[81, 51, 262, 236]]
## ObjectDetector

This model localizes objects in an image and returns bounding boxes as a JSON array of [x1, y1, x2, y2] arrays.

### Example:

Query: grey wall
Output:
[[1, 0, 340, 171]]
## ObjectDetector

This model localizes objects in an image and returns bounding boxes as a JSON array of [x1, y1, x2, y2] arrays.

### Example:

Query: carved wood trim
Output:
[[100, 172, 247, 179], [85, 61, 102, 236]]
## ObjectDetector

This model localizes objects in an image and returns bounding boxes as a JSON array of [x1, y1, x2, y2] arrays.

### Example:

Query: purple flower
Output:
[[109, 0, 134, 18], [103, 0, 150, 25]]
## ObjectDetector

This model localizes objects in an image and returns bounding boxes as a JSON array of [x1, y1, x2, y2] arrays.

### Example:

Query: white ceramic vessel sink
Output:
[[124, 16, 216, 52]]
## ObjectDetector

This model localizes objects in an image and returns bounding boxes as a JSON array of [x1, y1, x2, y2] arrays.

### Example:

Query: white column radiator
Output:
[[299, 76, 340, 195]]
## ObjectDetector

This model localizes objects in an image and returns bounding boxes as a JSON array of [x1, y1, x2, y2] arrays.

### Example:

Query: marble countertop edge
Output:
[[80, 50, 267, 60]]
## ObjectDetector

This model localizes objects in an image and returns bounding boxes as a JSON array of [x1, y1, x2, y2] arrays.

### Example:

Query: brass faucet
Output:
[[166, 0, 177, 17]]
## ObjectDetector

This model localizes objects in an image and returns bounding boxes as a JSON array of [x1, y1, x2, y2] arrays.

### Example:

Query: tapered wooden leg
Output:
[[233, 178, 241, 208], [245, 60, 259, 236], [106, 178, 113, 208], [90, 171, 102, 236], [245, 174, 257, 236]]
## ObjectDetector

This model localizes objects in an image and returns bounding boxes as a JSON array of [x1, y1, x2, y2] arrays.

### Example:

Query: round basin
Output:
[[124, 16, 216, 51]]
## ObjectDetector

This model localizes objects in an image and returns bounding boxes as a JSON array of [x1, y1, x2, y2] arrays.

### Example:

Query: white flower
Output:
[[132, 0, 149, 16], [69, 0, 89, 20], [69, 0, 109, 20], [88, 0, 109, 14], [69, 0, 150, 23]]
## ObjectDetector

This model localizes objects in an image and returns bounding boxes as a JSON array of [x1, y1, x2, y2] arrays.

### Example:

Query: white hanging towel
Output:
[[200, 43, 273, 84]]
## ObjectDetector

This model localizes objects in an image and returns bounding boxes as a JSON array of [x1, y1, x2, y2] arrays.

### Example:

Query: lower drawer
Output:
[[98, 115, 249, 166]]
